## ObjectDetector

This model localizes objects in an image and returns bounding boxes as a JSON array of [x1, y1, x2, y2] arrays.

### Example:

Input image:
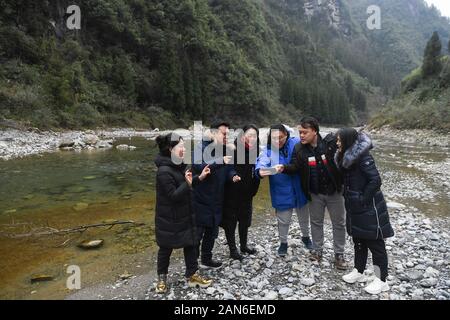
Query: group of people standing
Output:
[[153, 117, 394, 297]]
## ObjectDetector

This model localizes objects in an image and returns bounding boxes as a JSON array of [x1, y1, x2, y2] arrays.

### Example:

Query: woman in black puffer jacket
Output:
[[154, 133, 212, 294], [335, 128, 394, 295]]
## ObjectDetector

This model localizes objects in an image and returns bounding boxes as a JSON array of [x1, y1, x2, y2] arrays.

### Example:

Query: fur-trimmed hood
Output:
[[335, 132, 373, 169]]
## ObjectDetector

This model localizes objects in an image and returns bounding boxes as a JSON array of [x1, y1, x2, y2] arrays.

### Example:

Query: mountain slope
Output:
[[0, 0, 449, 129]]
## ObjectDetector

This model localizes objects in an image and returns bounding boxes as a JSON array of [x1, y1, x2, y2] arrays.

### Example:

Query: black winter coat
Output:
[[336, 133, 394, 240], [284, 133, 343, 201], [155, 154, 197, 249], [222, 145, 260, 228]]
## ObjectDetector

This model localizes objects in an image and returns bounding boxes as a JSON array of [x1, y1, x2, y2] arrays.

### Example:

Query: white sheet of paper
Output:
[[261, 166, 279, 175]]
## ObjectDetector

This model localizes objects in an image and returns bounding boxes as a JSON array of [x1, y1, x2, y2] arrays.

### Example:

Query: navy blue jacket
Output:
[[191, 140, 237, 227]]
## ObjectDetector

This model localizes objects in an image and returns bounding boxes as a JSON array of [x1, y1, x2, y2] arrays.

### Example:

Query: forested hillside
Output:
[[0, 0, 448, 129]]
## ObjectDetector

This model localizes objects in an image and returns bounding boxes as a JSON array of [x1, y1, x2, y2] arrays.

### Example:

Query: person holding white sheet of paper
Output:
[[255, 124, 312, 257]]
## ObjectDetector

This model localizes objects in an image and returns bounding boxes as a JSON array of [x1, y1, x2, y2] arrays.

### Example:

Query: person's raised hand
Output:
[[223, 156, 232, 164], [199, 165, 211, 181], [185, 170, 193, 186]]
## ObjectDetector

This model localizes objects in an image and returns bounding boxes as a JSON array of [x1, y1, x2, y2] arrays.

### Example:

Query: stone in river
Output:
[[77, 239, 104, 249], [82, 134, 99, 146], [83, 176, 97, 180], [31, 274, 54, 283]]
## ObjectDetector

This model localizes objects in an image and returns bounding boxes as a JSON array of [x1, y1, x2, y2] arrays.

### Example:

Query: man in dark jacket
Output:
[[222, 125, 261, 261], [192, 121, 240, 268], [279, 117, 348, 270]]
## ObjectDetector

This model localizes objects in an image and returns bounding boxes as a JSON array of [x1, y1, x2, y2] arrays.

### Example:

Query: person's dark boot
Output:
[[239, 226, 257, 255], [224, 226, 243, 260], [230, 249, 244, 261], [200, 259, 222, 269], [334, 253, 349, 271]]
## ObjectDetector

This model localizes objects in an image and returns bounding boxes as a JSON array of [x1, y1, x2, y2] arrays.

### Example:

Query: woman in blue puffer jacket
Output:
[[256, 124, 311, 257]]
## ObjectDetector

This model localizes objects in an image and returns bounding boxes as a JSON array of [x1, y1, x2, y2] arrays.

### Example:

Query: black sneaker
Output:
[[302, 237, 313, 250], [277, 243, 288, 257], [241, 246, 257, 255], [201, 259, 223, 269], [230, 250, 244, 261]]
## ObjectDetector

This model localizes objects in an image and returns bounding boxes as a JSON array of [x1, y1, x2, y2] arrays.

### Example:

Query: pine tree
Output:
[[345, 75, 354, 103], [192, 69, 203, 116], [422, 31, 442, 78], [183, 54, 194, 115], [160, 38, 186, 115]]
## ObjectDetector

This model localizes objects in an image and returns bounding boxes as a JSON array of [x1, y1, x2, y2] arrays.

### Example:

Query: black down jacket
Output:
[[336, 133, 394, 240], [154, 154, 197, 248]]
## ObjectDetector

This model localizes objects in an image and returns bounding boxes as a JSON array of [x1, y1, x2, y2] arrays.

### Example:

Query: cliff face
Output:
[[303, 0, 348, 34]]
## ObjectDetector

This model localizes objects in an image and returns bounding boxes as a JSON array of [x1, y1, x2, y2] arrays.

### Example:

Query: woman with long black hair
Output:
[[335, 128, 394, 295]]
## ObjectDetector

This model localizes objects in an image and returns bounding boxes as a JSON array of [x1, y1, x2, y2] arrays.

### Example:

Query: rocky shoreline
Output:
[[0, 128, 166, 161], [368, 126, 450, 148], [1, 125, 449, 161], [67, 202, 450, 300]]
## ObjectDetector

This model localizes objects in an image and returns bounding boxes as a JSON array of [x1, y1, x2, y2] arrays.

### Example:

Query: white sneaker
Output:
[[364, 277, 390, 295], [342, 268, 367, 284]]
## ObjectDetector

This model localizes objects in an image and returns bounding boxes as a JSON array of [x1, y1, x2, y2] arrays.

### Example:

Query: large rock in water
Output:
[[59, 139, 75, 148], [78, 239, 104, 249], [96, 140, 113, 149], [82, 134, 99, 146], [116, 144, 136, 150]]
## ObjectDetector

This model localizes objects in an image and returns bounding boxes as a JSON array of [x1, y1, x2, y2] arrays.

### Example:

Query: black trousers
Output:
[[223, 218, 250, 253], [157, 246, 198, 278], [353, 237, 388, 281], [196, 225, 219, 262]]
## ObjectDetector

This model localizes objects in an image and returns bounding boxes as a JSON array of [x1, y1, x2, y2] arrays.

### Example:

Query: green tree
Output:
[[160, 38, 185, 115], [183, 54, 194, 115], [422, 31, 442, 78]]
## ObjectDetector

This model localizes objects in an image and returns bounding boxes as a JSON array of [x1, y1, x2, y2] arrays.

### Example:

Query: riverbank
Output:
[[67, 202, 450, 300], [367, 126, 450, 148], [0, 128, 167, 161], [2, 125, 449, 161]]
